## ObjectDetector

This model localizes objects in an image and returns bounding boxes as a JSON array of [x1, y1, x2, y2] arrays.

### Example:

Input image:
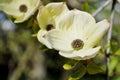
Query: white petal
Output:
[[15, 0, 40, 23], [37, 2, 69, 29], [47, 29, 74, 51], [45, 2, 69, 18], [37, 6, 55, 30], [59, 47, 101, 60], [57, 9, 95, 31], [0, 0, 23, 17], [85, 19, 109, 48], [37, 30, 52, 49], [0, 0, 40, 23], [57, 9, 95, 39], [56, 10, 74, 30]]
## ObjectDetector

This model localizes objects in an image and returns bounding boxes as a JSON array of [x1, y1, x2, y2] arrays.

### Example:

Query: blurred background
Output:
[[0, 0, 120, 80]]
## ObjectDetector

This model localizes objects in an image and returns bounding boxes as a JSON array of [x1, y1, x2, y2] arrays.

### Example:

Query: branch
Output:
[[105, 9, 115, 80], [92, 0, 112, 17]]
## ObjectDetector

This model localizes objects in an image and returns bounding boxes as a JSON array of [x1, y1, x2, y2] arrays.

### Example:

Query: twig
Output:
[[92, 0, 112, 17], [105, 9, 115, 80]]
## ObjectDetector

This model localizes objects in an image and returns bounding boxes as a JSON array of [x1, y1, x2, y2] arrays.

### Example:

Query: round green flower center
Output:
[[71, 39, 84, 50], [46, 24, 55, 31], [19, 4, 27, 12]]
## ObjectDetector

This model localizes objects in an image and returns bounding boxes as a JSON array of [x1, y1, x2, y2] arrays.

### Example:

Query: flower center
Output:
[[46, 24, 55, 31], [71, 39, 84, 50], [19, 4, 27, 12], [42, 34, 46, 38]]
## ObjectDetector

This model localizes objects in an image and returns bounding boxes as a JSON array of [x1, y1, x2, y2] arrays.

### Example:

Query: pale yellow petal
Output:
[[57, 9, 95, 38], [45, 2, 69, 19], [85, 19, 109, 48], [0, 0, 40, 23], [37, 30, 52, 49], [15, 0, 40, 23], [47, 29, 74, 51], [37, 2, 69, 30], [37, 6, 55, 30], [59, 47, 101, 60]]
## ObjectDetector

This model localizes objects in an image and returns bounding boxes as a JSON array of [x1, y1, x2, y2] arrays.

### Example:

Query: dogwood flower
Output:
[[37, 2, 69, 48], [46, 10, 109, 60], [0, 0, 40, 23]]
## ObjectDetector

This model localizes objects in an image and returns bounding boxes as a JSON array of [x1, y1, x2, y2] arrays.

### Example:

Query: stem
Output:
[[105, 9, 115, 80], [92, 0, 112, 17]]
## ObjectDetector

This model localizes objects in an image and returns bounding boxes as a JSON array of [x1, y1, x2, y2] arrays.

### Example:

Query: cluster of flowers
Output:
[[0, 0, 109, 60]]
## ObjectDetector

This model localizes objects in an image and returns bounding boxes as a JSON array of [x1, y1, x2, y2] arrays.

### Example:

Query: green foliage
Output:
[[109, 56, 118, 75], [109, 48, 120, 77], [111, 40, 118, 53], [63, 60, 79, 70], [82, 1, 90, 12], [69, 65, 86, 80], [115, 49, 120, 56], [87, 62, 103, 74]]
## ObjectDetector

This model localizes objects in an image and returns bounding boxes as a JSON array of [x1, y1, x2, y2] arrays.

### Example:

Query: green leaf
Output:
[[111, 40, 118, 53], [109, 56, 118, 75], [39, 44, 48, 51], [112, 76, 120, 80], [69, 65, 86, 80], [115, 49, 120, 56], [116, 62, 120, 75], [82, 1, 90, 12], [103, 41, 110, 52], [63, 60, 79, 70], [87, 62, 103, 74], [32, 20, 40, 34]]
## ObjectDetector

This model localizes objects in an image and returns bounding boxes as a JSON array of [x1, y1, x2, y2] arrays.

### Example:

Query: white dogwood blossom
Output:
[[46, 10, 109, 60], [37, 2, 69, 48], [0, 0, 40, 23]]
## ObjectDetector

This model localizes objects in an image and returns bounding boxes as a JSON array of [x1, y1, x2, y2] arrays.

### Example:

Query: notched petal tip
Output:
[[37, 30, 52, 49], [37, 5, 44, 19], [62, 2, 68, 7], [102, 19, 110, 25], [98, 19, 110, 31]]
